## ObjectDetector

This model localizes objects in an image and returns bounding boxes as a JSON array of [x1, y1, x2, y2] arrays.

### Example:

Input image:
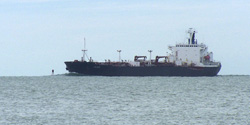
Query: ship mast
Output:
[[148, 50, 153, 65], [117, 50, 121, 62], [82, 38, 87, 62]]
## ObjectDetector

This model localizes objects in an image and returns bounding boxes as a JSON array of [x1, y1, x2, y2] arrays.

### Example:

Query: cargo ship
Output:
[[65, 28, 221, 76]]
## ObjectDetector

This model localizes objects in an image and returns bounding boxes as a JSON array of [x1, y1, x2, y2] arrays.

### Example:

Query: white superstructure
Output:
[[168, 28, 219, 67]]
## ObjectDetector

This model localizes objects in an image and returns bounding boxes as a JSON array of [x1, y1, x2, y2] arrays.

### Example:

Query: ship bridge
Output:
[[168, 28, 216, 67]]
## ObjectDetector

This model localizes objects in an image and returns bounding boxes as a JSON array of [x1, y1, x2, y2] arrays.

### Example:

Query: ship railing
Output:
[[203, 61, 220, 66], [175, 44, 206, 48]]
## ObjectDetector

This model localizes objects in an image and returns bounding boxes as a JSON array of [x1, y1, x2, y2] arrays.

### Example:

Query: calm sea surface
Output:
[[0, 75, 249, 125]]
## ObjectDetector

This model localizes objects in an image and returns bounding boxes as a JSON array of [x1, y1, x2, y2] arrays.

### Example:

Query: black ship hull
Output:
[[65, 61, 221, 76]]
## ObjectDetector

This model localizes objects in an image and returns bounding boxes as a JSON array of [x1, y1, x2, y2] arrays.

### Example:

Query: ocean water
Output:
[[0, 75, 250, 125]]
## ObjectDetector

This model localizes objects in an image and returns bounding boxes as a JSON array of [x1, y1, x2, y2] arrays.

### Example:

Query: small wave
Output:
[[62, 73, 87, 76]]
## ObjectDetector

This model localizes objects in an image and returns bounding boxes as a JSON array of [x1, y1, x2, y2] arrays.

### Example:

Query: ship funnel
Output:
[[192, 31, 195, 44], [188, 28, 197, 45]]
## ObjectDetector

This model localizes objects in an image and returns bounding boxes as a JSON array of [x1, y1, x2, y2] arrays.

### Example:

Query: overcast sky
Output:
[[0, 0, 249, 76]]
